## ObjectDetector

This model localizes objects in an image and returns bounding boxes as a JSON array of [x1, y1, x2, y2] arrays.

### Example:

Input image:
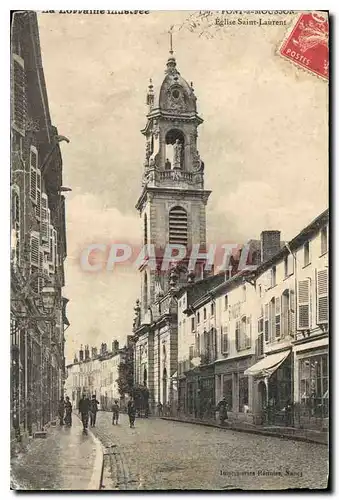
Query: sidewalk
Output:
[[160, 415, 328, 445], [11, 414, 103, 490]]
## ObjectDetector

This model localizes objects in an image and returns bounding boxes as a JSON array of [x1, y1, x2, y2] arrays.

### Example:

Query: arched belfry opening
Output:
[[165, 129, 185, 170]]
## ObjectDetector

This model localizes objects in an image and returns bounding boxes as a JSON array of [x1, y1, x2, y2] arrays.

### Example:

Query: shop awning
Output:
[[244, 350, 290, 378]]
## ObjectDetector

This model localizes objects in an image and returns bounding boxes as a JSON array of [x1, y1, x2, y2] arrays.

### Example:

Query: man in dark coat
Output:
[[216, 397, 228, 425], [112, 400, 120, 425], [127, 399, 136, 428], [58, 397, 65, 426], [64, 396, 72, 427], [79, 394, 90, 432], [89, 395, 100, 427]]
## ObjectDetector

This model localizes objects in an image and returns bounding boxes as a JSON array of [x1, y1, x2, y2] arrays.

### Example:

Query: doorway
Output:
[[258, 380, 267, 411]]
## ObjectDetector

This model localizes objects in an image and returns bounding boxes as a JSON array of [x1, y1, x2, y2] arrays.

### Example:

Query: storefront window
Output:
[[269, 358, 291, 410], [223, 376, 232, 410], [299, 354, 328, 417], [239, 376, 248, 412]]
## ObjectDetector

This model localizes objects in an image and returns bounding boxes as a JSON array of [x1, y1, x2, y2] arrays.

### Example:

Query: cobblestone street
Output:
[[92, 412, 328, 491]]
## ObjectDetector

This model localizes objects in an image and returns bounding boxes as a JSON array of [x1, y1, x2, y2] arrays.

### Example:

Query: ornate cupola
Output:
[[139, 36, 205, 191]]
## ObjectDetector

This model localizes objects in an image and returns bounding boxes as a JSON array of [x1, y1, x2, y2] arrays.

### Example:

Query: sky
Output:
[[37, 11, 328, 363]]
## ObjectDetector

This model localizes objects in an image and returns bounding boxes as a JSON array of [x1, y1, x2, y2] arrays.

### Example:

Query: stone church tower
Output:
[[135, 48, 211, 321]]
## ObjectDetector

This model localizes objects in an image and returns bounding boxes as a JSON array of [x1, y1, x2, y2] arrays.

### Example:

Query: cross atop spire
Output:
[[169, 26, 174, 55]]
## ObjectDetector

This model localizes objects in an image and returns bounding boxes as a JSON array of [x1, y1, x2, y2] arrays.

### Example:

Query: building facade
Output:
[[177, 210, 328, 429], [10, 12, 69, 440], [65, 341, 126, 410]]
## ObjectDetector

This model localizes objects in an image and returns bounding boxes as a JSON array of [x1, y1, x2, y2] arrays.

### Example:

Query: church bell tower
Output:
[[136, 42, 211, 319]]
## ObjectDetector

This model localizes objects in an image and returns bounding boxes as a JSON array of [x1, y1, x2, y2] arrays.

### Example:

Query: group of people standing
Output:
[[78, 394, 100, 433], [58, 396, 73, 426], [58, 395, 138, 432]]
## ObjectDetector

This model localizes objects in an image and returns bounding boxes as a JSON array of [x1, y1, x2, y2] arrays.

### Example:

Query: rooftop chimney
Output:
[[84, 345, 90, 361], [112, 340, 119, 355], [91, 347, 98, 359], [79, 345, 84, 362], [260, 231, 281, 263]]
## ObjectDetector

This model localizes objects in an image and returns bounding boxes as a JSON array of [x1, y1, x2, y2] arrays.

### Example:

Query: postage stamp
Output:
[[279, 12, 329, 79]]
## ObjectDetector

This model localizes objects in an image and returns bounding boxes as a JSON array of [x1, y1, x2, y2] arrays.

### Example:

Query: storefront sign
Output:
[[214, 356, 254, 375]]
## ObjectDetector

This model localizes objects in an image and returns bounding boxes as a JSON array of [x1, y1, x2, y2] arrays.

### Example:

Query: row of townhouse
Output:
[[11, 12, 70, 439], [65, 341, 127, 410], [176, 209, 329, 429]]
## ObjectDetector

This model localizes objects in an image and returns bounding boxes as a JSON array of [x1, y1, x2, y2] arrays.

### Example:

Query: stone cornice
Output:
[[141, 109, 203, 135], [136, 185, 211, 212]]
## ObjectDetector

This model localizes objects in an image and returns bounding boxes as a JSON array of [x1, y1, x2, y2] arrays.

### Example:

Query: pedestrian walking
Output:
[[58, 397, 65, 426], [216, 397, 228, 425], [89, 395, 100, 427], [112, 400, 120, 425], [157, 402, 163, 417], [79, 394, 90, 433], [127, 398, 136, 428], [64, 396, 72, 427]]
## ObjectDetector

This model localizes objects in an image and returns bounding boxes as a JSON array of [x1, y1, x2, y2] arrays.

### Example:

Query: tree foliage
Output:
[[132, 384, 149, 411], [116, 347, 134, 397]]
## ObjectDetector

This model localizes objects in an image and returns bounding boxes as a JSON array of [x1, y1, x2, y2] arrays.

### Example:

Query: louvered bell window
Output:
[[169, 206, 188, 246]]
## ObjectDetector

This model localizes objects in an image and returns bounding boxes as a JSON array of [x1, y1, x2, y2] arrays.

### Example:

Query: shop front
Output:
[[215, 355, 254, 423], [184, 364, 215, 419], [293, 338, 328, 430], [245, 349, 292, 426]]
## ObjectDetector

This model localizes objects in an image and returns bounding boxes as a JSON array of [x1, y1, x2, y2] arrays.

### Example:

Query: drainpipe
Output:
[[285, 243, 298, 409]]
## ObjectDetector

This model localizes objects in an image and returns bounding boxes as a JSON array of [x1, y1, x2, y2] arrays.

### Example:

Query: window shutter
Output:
[[298, 280, 311, 330], [222, 325, 229, 354], [246, 316, 251, 348], [30, 148, 38, 202], [258, 317, 263, 334], [317, 269, 328, 324], [48, 225, 54, 268], [195, 334, 200, 357], [289, 289, 295, 336], [269, 300, 276, 342], [12, 54, 26, 135], [30, 232, 40, 267], [30, 166, 37, 202], [235, 320, 240, 351], [264, 304, 269, 342], [41, 194, 49, 242], [35, 169, 41, 220], [189, 345, 194, 360], [11, 187, 21, 265], [53, 228, 58, 270], [38, 249, 46, 293], [275, 296, 281, 338], [223, 333, 228, 354]]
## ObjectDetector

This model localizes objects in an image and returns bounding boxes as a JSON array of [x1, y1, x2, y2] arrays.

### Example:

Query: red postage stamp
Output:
[[279, 12, 329, 80]]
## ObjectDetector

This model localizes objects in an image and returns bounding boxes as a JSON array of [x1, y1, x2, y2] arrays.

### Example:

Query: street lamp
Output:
[[41, 135, 70, 175], [41, 285, 57, 315]]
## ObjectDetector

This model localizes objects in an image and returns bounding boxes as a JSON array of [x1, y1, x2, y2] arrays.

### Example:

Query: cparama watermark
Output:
[[79, 242, 257, 274]]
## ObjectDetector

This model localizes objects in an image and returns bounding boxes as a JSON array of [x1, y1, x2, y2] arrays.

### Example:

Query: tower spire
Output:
[[166, 27, 177, 74], [169, 27, 173, 55]]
